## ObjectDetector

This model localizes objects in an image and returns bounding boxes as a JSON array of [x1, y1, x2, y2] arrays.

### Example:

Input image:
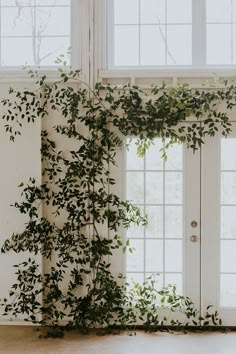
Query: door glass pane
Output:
[[221, 172, 236, 204], [126, 239, 144, 272], [220, 138, 236, 307], [165, 143, 183, 170], [165, 172, 182, 204], [145, 206, 163, 238], [126, 172, 144, 204], [126, 139, 144, 170], [145, 140, 163, 170], [221, 206, 236, 238], [221, 240, 236, 273], [221, 274, 236, 307], [125, 138, 183, 293], [146, 240, 163, 272], [165, 273, 183, 294], [146, 172, 163, 204], [165, 206, 182, 238], [165, 240, 182, 272]]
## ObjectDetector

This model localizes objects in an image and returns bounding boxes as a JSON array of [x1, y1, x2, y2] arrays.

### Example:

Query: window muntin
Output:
[[109, 0, 236, 68], [0, 0, 71, 67]]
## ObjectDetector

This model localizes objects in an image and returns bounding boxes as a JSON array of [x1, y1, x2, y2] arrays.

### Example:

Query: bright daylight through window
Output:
[[109, 0, 236, 67], [0, 0, 70, 67]]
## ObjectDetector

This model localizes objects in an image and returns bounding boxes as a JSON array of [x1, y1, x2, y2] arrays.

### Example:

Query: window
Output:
[[0, 0, 71, 67], [108, 0, 236, 68]]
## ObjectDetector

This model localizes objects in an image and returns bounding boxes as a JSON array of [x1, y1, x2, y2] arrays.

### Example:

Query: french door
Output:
[[202, 122, 236, 326], [122, 122, 236, 326]]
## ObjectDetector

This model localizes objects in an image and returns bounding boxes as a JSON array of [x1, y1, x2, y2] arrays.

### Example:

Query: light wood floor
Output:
[[0, 326, 236, 354]]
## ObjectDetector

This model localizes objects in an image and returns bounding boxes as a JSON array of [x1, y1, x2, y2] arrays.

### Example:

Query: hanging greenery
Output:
[[0, 68, 235, 336]]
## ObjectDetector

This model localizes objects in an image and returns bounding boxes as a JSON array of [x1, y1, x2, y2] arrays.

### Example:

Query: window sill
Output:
[[99, 67, 236, 87]]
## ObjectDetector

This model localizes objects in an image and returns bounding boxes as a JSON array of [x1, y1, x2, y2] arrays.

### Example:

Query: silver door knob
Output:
[[190, 235, 198, 242]]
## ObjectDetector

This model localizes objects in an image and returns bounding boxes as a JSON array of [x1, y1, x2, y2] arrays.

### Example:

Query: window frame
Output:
[[104, 0, 236, 72], [0, 0, 84, 73]]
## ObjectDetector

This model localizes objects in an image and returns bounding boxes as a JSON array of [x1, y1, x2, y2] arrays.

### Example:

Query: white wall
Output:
[[0, 82, 41, 323]]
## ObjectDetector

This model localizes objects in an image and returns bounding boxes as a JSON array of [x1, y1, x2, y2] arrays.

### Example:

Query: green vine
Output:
[[0, 69, 235, 335]]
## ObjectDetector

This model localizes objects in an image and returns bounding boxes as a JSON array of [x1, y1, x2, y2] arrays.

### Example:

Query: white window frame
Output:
[[95, 0, 236, 79], [0, 0, 88, 75]]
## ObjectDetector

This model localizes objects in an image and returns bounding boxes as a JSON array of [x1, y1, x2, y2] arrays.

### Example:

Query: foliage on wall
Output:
[[0, 69, 234, 335]]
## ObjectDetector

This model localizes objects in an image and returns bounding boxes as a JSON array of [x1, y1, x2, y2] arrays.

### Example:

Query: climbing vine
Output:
[[0, 68, 235, 336]]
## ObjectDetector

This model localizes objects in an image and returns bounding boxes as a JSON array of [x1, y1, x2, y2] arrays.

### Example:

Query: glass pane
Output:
[[1, 0, 34, 5], [1, 1, 71, 5], [140, 0, 165, 24], [36, 6, 70, 36], [221, 139, 236, 170], [126, 172, 144, 204], [126, 139, 144, 170], [140, 25, 165, 65], [221, 206, 236, 239], [221, 172, 236, 204], [127, 206, 145, 238], [126, 239, 144, 272], [234, 1, 236, 23], [146, 172, 163, 204], [114, 0, 139, 25], [36, 0, 71, 4], [165, 240, 182, 272], [165, 273, 183, 294], [146, 240, 163, 272], [207, 24, 231, 64], [37, 36, 70, 66], [221, 274, 236, 307], [206, 0, 231, 23], [1, 7, 34, 37], [114, 26, 139, 66], [167, 0, 192, 23], [146, 206, 163, 238], [165, 172, 182, 204], [146, 273, 164, 290], [233, 25, 236, 63], [167, 25, 192, 65], [146, 140, 163, 170], [1, 37, 34, 66], [165, 143, 183, 170], [127, 224, 145, 239], [126, 273, 144, 288], [165, 206, 182, 238], [221, 240, 236, 272]]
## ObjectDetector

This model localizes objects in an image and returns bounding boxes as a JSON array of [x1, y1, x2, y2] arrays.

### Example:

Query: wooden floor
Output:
[[0, 326, 236, 354]]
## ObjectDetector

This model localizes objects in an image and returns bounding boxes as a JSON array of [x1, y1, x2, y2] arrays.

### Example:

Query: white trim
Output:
[[0, 70, 86, 83], [105, 0, 236, 70], [99, 68, 236, 78], [93, 0, 107, 83], [71, 0, 82, 70], [192, 0, 206, 66]]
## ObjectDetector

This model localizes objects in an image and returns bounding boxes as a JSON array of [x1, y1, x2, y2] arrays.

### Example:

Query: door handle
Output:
[[191, 220, 198, 228], [190, 235, 198, 242]]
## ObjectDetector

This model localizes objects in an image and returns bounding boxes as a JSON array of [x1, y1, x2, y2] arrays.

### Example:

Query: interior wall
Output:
[[0, 82, 41, 323]]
